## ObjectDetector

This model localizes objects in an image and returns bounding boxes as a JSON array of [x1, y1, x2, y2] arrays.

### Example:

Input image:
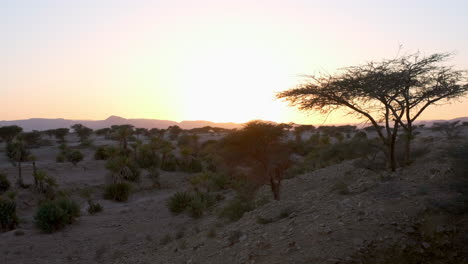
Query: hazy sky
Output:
[[3, 0, 468, 124]]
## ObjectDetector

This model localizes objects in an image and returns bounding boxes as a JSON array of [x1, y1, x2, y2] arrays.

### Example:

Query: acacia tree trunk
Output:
[[33, 161, 37, 188], [17, 161, 23, 187], [388, 143, 396, 172], [270, 176, 281, 200], [404, 125, 413, 165]]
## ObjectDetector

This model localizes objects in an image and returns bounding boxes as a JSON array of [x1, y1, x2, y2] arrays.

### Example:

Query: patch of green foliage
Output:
[[104, 182, 131, 202], [0, 173, 11, 194], [0, 197, 18, 232], [34, 198, 80, 233]]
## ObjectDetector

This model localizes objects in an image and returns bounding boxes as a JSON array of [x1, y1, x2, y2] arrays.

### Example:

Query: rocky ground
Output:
[[0, 130, 467, 264]]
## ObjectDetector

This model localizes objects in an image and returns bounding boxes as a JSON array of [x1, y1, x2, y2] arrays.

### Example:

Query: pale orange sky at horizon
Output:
[[3, 1, 468, 125]]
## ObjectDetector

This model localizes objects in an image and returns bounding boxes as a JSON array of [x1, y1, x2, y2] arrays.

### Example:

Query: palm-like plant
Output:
[[113, 125, 134, 154], [7, 137, 31, 187]]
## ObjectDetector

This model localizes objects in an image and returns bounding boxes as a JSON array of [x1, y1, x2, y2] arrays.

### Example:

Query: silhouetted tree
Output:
[[0, 126, 23, 143], [53, 128, 69, 143], [95, 128, 111, 138], [112, 125, 134, 153], [134, 128, 148, 139], [22, 130, 41, 147], [71, 124, 93, 143], [278, 52, 468, 171], [294, 125, 315, 143], [43, 129, 56, 139], [7, 137, 31, 187], [220, 121, 292, 200], [168, 125, 183, 140], [431, 121, 463, 139]]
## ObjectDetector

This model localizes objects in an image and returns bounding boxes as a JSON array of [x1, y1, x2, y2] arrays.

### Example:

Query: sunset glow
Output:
[[3, 0, 468, 124]]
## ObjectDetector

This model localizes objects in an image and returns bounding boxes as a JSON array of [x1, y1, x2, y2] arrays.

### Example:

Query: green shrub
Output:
[[190, 172, 230, 192], [34, 198, 80, 233], [167, 192, 193, 214], [34, 170, 57, 198], [0, 198, 18, 232], [147, 167, 160, 188], [161, 154, 178, 171], [106, 156, 140, 182], [179, 158, 203, 173], [87, 202, 103, 215], [66, 150, 84, 166], [0, 173, 10, 194], [104, 183, 131, 202], [219, 195, 254, 222], [80, 139, 93, 147], [56, 153, 66, 163], [136, 144, 161, 169], [56, 198, 80, 222], [94, 146, 111, 160], [187, 192, 215, 218], [210, 172, 230, 190]]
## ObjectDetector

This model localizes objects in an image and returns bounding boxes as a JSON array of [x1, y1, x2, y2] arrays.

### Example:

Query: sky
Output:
[[2, 0, 468, 125]]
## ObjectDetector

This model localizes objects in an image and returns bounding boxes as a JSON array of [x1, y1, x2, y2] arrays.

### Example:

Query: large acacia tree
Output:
[[277, 52, 468, 171], [220, 121, 291, 200]]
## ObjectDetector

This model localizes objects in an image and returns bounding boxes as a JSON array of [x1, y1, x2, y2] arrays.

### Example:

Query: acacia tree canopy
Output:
[[277, 52, 468, 171], [220, 121, 291, 200]]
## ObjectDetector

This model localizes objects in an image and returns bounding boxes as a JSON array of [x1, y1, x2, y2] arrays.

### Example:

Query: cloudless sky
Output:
[[2, 0, 468, 124]]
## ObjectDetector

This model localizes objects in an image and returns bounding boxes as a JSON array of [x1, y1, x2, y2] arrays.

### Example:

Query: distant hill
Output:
[[0, 115, 243, 131], [1, 115, 467, 132]]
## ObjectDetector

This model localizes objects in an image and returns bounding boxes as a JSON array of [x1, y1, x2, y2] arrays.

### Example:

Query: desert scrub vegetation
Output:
[[0, 196, 19, 232], [56, 144, 84, 165], [80, 188, 103, 214], [66, 150, 84, 166], [87, 202, 103, 215], [187, 192, 216, 218], [166, 191, 216, 218], [0, 173, 11, 194], [34, 198, 80, 233], [189, 171, 230, 192], [106, 155, 141, 182], [104, 182, 131, 202], [278, 52, 468, 171], [219, 193, 255, 222], [167, 191, 193, 214], [146, 167, 161, 188], [33, 170, 58, 199], [94, 145, 112, 160]]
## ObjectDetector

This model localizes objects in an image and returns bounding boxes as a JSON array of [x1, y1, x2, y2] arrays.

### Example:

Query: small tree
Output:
[[168, 125, 183, 140], [431, 121, 463, 139], [53, 128, 69, 143], [0, 125, 22, 143], [134, 128, 148, 139], [71, 124, 93, 143], [6, 137, 31, 187], [111, 125, 134, 154], [66, 150, 84, 166], [220, 121, 291, 200], [22, 130, 42, 147], [95, 128, 111, 138]]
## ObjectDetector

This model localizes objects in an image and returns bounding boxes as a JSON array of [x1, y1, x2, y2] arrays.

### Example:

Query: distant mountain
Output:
[[414, 117, 468, 126], [1, 116, 466, 132], [0, 116, 243, 131]]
